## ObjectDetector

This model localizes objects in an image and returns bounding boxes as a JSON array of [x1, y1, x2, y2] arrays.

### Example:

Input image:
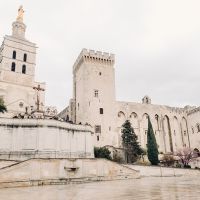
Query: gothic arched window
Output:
[[11, 62, 16, 71], [22, 65, 26, 74], [155, 114, 159, 130], [197, 124, 200, 133], [12, 51, 16, 59], [23, 53, 27, 62]]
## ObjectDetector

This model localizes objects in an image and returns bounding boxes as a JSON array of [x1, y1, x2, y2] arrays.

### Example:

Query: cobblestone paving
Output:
[[0, 177, 199, 200]]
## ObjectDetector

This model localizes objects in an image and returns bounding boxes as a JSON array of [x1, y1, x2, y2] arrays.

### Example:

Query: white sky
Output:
[[0, 0, 200, 111]]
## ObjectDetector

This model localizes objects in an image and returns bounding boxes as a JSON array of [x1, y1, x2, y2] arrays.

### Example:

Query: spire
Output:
[[12, 5, 26, 39]]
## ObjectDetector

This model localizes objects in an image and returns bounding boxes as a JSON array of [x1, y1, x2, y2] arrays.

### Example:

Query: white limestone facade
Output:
[[187, 108, 200, 149], [61, 49, 200, 153], [0, 118, 94, 160], [0, 7, 45, 118]]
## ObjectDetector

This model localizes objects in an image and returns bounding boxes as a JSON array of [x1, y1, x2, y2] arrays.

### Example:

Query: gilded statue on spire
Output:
[[16, 5, 24, 22]]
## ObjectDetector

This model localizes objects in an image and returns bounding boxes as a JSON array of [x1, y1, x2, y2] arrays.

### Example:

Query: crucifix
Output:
[[33, 84, 45, 112]]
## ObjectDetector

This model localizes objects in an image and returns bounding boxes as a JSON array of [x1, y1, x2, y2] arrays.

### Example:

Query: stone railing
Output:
[[0, 151, 93, 161], [0, 118, 93, 133]]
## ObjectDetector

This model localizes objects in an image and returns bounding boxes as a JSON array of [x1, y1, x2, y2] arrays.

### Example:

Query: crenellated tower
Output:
[[72, 49, 116, 146]]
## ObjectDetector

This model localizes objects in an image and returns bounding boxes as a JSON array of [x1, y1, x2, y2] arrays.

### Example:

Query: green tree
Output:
[[0, 98, 7, 113], [147, 116, 159, 165], [121, 120, 143, 163], [94, 147, 112, 160]]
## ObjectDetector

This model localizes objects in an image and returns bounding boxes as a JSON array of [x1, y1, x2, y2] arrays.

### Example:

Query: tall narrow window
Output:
[[174, 130, 176, 136], [192, 127, 194, 134], [100, 108, 103, 114], [23, 53, 27, 62], [197, 124, 200, 132], [12, 51, 16, 59], [155, 114, 159, 130], [95, 125, 101, 133], [11, 62, 16, 71], [94, 90, 99, 98], [22, 65, 26, 74]]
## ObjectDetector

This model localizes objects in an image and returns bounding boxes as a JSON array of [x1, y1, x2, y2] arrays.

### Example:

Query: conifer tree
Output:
[[121, 120, 143, 163], [147, 116, 159, 165], [0, 98, 7, 113]]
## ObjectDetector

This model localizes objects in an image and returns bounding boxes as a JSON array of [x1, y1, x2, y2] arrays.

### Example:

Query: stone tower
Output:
[[72, 49, 116, 146], [0, 6, 45, 117]]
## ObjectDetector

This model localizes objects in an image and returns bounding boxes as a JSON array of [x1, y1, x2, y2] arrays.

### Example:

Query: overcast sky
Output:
[[0, 0, 199, 111]]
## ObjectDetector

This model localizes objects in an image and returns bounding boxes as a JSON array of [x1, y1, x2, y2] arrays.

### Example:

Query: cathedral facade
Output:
[[0, 7, 45, 118], [60, 49, 200, 153]]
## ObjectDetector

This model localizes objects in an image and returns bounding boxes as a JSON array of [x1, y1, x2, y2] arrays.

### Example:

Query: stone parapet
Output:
[[0, 118, 93, 133], [73, 48, 115, 73], [0, 151, 93, 161], [187, 106, 200, 116]]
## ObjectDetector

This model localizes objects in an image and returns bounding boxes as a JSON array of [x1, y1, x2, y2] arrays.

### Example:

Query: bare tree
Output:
[[174, 147, 199, 167]]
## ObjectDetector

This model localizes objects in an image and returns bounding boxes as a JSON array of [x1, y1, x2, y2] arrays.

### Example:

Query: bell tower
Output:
[[12, 5, 26, 39], [0, 5, 37, 86], [0, 6, 45, 117]]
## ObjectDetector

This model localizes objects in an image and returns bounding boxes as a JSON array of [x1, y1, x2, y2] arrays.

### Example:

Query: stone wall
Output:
[[115, 101, 191, 153], [187, 107, 200, 149], [0, 118, 94, 160], [127, 165, 200, 177], [0, 158, 140, 188]]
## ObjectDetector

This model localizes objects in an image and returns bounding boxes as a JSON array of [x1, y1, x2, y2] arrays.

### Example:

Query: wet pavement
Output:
[[0, 177, 199, 200]]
